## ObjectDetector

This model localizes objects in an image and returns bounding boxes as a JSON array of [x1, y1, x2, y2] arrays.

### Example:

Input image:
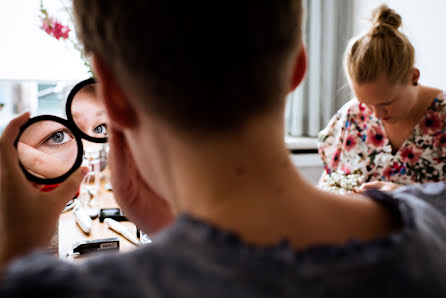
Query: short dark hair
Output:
[[73, 1, 302, 132]]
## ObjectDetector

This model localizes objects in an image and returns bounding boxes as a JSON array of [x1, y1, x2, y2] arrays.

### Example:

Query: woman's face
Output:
[[71, 88, 108, 138], [352, 75, 416, 124], [18, 121, 77, 178]]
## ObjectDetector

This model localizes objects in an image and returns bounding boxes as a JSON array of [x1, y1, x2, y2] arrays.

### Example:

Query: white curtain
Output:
[[286, 0, 355, 137]]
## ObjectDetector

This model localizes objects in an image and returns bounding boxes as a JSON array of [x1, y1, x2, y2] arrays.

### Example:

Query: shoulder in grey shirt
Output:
[[2, 182, 446, 297]]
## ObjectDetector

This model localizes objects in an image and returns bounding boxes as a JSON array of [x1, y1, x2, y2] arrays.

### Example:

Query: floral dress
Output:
[[318, 92, 446, 185]]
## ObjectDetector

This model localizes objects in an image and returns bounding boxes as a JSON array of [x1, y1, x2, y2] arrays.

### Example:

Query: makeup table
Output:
[[58, 182, 139, 260]]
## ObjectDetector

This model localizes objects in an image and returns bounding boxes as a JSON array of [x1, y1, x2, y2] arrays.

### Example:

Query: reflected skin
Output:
[[17, 142, 67, 178], [18, 121, 77, 179], [71, 85, 108, 138]]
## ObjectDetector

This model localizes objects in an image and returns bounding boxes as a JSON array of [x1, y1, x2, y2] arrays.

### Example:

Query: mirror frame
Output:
[[14, 115, 84, 185], [66, 78, 108, 144]]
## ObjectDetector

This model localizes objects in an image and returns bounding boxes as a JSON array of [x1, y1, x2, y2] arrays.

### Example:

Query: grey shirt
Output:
[[2, 183, 446, 297]]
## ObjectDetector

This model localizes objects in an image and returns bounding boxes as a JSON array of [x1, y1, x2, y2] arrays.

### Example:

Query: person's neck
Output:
[[407, 85, 430, 121], [172, 117, 307, 207], [162, 110, 316, 244], [141, 107, 399, 248], [385, 85, 437, 132], [403, 85, 439, 125]]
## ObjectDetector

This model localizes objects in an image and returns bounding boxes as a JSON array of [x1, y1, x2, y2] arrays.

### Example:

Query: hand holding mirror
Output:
[[15, 78, 108, 185]]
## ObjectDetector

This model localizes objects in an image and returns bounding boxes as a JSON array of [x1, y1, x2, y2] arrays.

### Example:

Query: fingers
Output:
[[30, 182, 45, 191], [357, 181, 380, 193], [361, 181, 382, 189], [47, 166, 89, 209], [358, 181, 400, 193], [0, 112, 30, 146], [17, 142, 68, 178], [0, 112, 30, 170]]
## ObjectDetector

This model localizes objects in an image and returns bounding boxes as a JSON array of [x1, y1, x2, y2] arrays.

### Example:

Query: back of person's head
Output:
[[345, 4, 415, 85], [73, 1, 303, 133]]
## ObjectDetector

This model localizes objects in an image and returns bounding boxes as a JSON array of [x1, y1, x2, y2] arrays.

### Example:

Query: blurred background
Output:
[[0, 0, 445, 183], [0, 0, 89, 132]]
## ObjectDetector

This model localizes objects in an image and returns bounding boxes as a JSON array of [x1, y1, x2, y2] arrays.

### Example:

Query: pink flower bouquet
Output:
[[39, 0, 92, 73]]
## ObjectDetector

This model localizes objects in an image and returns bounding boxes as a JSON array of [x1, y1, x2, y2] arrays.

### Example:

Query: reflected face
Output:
[[18, 121, 77, 178], [71, 84, 108, 138]]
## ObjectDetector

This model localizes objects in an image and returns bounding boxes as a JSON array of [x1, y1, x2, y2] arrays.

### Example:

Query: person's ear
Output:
[[411, 68, 420, 86], [91, 53, 137, 129], [289, 44, 307, 92]]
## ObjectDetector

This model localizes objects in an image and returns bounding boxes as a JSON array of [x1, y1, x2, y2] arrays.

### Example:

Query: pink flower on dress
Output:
[[340, 164, 351, 175], [382, 162, 406, 181], [354, 111, 370, 130], [367, 125, 386, 148], [382, 166, 393, 179], [358, 103, 373, 116], [400, 145, 422, 166], [356, 112, 369, 124], [342, 135, 357, 151], [382, 162, 403, 179], [433, 133, 446, 149], [419, 111, 443, 135]]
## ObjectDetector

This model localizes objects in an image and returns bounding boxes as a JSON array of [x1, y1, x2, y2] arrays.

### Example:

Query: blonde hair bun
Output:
[[344, 4, 414, 84], [371, 4, 402, 30]]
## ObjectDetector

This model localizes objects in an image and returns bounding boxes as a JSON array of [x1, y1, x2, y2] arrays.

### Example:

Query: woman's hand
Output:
[[0, 113, 88, 269], [357, 181, 401, 193]]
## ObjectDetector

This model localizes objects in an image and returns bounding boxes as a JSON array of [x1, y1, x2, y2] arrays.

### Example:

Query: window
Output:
[[286, 0, 355, 139]]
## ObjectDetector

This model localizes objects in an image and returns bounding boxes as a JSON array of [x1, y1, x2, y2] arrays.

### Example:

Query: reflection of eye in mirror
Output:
[[70, 83, 108, 140], [17, 120, 79, 181]]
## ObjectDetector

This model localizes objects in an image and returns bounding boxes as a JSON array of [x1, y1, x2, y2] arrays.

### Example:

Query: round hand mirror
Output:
[[15, 78, 108, 185]]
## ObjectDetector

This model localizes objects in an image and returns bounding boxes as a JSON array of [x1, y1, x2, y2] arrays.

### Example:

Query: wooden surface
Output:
[[58, 182, 139, 260]]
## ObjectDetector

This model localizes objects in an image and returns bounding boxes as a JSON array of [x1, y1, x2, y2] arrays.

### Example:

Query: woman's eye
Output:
[[46, 131, 73, 146], [380, 100, 394, 106], [94, 124, 107, 135]]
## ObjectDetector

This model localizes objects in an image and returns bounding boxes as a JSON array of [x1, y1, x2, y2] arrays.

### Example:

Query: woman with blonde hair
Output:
[[319, 5, 446, 188], [2, 1, 446, 297]]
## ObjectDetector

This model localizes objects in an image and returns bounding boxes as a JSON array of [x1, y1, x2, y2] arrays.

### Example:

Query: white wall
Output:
[[0, 0, 89, 81], [353, 0, 446, 89], [291, 154, 323, 185]]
